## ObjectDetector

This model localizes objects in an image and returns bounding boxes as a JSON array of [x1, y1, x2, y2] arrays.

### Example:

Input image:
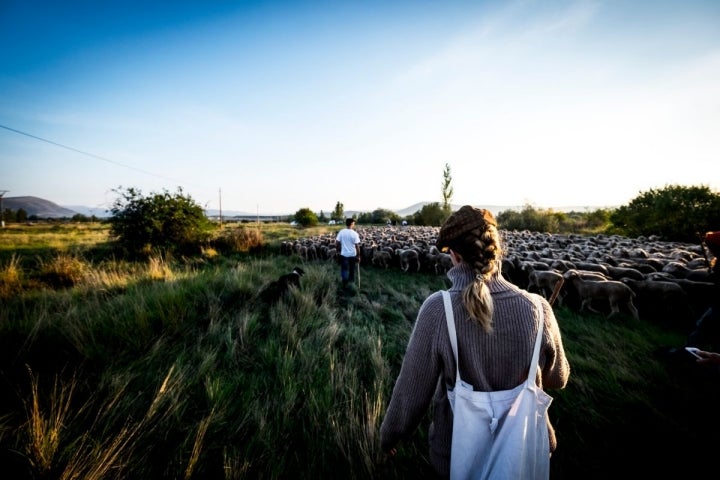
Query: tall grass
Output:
[[23, 368, 77, 476], [0, 254, 24, 298], [1, 226, 719, 478], [0, 255, 440, 478]]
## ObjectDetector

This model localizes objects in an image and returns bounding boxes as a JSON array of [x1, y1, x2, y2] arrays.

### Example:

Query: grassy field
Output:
[[0, 222, 718, 479]]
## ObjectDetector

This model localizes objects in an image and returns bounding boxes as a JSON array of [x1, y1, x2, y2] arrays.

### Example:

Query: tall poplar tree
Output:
[[441, 163, 454, 214], [332, 201, 344, 221]]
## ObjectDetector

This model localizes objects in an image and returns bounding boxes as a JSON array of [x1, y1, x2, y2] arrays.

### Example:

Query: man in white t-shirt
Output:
[[335, 218, 361, 289]]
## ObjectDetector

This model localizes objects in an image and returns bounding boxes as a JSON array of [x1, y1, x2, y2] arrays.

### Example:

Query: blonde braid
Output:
[[457, 226, 502, 332]]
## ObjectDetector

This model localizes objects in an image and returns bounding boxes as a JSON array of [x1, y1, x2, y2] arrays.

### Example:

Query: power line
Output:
[[0, 124, 207, 190]]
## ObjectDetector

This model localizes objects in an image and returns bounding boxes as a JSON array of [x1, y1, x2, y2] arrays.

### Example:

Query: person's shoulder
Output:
[[419, 290, 446, 311], [413, 293, 445, 330]]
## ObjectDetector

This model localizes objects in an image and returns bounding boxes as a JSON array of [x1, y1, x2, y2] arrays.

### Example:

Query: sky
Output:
[[1, 0, 719, 216]]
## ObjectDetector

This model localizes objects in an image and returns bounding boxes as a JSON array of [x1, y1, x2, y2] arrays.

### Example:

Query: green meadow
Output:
[[0, 223, 718, 479]]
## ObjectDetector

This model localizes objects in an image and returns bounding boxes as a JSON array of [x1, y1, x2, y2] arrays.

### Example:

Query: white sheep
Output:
[[563, 270, 640, 320]]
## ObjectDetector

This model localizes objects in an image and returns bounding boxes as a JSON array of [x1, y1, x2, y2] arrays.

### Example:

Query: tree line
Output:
[[1, 208, 100, 223], [296, 184, 720, 245], [4, 181, 719, 258]]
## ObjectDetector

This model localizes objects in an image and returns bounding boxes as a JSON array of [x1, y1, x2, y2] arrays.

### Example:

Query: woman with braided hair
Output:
[[380, 205, 570, 478]]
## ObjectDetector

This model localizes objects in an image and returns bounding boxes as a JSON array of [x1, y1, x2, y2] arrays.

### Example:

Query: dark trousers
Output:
[[340, 255, 357, 285]]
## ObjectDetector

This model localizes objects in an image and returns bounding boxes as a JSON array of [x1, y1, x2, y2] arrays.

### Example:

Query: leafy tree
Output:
[[363, 208, 399, 225], [609, 184, 720, 242], [109, 186, 214, 256], [294, 207, 319, 227], [356, 211, 371, 224], [496, 204, 560, 233], [15, 208, 28, 223], [441, 163, 453, 214], [413, 202, 446, 226], [332, 202, 344, 222], [583, 208, 612, 231], [318, 210, 327, 223]]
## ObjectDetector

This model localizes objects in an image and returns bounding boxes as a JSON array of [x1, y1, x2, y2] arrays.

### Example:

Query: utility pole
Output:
[[0, 190, 8, 228], [219, 188, 223, 228]]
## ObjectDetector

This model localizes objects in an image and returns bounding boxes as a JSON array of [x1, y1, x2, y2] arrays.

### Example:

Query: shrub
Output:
[[109, 187, 215, 257], [294, 208, 318, 227], [412, 202, 447, 226], [39, 253, 89, 288], [212, 226, 265, 253], [496, 204, 560, 233], [610, 184, 720, 242]]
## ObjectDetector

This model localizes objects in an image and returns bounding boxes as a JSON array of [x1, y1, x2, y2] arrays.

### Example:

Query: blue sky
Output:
[[2, 0, 719, 215]]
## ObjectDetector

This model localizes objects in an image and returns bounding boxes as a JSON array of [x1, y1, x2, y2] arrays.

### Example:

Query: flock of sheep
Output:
[[280, 225, 715, 329]]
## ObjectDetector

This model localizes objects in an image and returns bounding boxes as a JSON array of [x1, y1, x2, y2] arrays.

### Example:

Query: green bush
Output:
[[609, 184, 720, 242], [412, 202, 447, 226], [294, 208, 319, 227], [497, 204, 560, 233], [356, 208, 400, 225], [109, 187, 215, 257]]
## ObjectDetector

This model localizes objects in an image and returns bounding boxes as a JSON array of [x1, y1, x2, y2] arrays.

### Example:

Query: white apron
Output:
[[442, 290, 552, 480]]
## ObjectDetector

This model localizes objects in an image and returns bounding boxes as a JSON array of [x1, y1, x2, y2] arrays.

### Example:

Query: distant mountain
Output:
[[3, 196, 79, 219], [393, 202, 430, 217], [3, 197, 607, 221]]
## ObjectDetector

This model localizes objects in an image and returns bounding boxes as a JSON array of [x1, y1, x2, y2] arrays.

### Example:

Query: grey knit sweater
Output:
[[380, 263, 571, 477]]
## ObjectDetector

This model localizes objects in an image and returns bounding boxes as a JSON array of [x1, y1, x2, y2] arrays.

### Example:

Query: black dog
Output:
[[259, 267, 305, 304]]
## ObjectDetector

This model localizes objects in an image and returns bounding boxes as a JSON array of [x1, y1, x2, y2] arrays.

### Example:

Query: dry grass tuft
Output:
[[23, 368, 78, 476], [184, 409, 215, 480], [213, 226, 265, 253], [0, 254, 24, 298], [145, 255, 174, 282], [39, 252, 89, 288], [60, 365, 184, 480]]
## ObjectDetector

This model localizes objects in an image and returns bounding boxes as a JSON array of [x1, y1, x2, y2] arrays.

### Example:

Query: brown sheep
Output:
[[395, 248, 421, 272], [426, 246, 453, 274], [526, 268, 565, 304], [619, 277, 692, 327], [371, 249, 392, 269], [563, 270, 639, 320]]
